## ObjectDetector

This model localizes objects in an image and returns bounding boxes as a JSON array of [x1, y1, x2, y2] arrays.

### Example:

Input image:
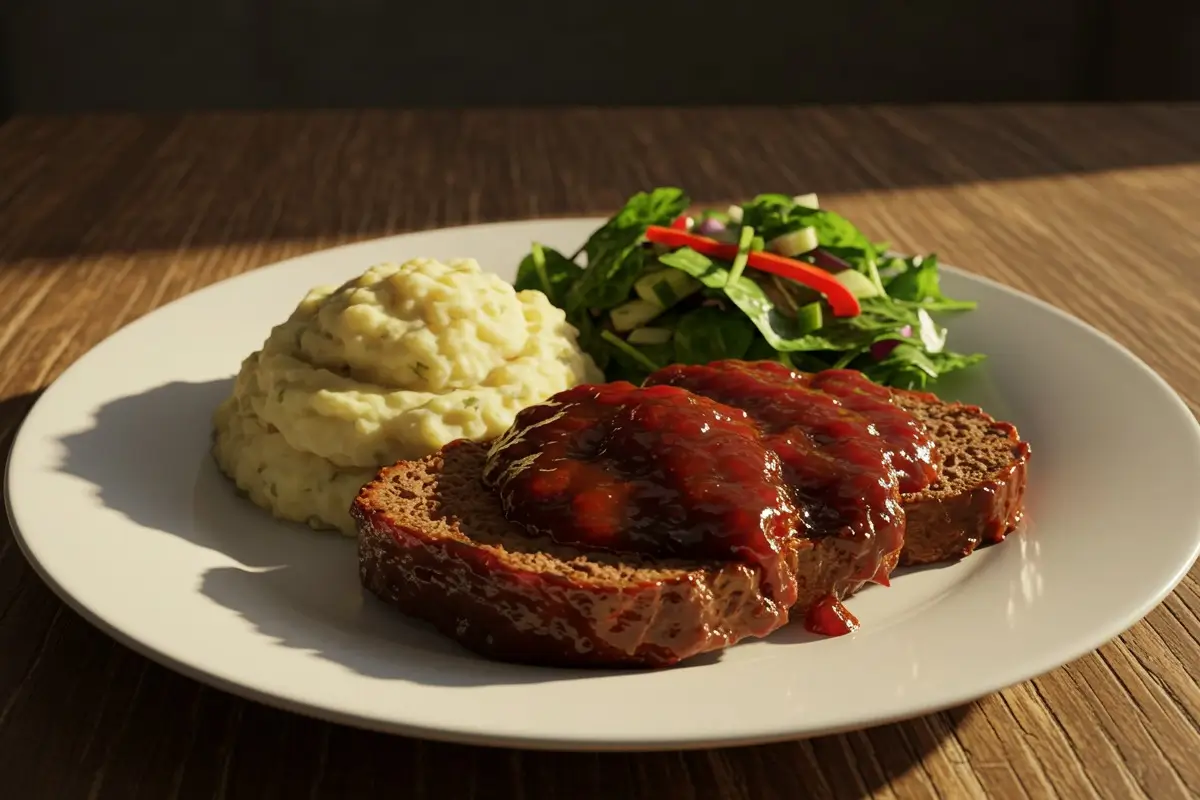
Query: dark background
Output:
[[0, 1, 1197, 120]]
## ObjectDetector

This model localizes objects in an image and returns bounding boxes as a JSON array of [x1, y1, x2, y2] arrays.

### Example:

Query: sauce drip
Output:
[[805, 595, 861, 637]]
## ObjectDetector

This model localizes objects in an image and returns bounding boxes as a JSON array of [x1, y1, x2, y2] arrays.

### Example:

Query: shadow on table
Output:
[[0, 388, 47, 543], [54, 378, 638, 687], [295, 703, 975, 798]]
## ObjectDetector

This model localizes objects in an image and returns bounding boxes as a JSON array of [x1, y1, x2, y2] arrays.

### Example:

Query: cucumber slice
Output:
[[768, 226, 819, 257], [610, 299, 665, 332], [792, 192, 820, 209], [634, 269, 701, 307], [794, 301, 823, 333], [627, 327, 673, 345], [834, 268, 882, 299]]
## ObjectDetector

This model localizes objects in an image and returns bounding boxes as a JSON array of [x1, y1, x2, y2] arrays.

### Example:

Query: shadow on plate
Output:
[[56, 379, 644, 686], [55, 378, 1014, 683]]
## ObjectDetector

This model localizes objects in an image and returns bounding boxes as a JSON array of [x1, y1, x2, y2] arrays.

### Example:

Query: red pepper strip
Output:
[[644, 226, 861, 317], [670, 214, 691, 230], [645, 225, 737, 262], [744, 251, 862, 317]]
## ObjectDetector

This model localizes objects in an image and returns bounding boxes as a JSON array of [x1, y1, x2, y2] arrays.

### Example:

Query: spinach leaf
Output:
[[673, 307, 756, 365], [599, 331, 674, 384], [744, 335, 784, 362], [808, 211, 876, 255], [569, 311, 611, 371], [600, 330, 663, 373], [860, 344, 985, 390], [764, 296, 920, 352], [741, 194, 874, 252], [927, 349, 987, 374], [656, 246, 721, 276], [816, 243, 886, 294], [859, 344, 938, 390], [877, 255, 909, 281], [738, 193, 801, 242], [566, 188, 689, 311], [514, 243, 582, 308], [578, 245, 657, 312], [923, 350, 987, 383], [657, 248, 825, 351], [582, 187, 690, 263], [884, 254, 977, 311]]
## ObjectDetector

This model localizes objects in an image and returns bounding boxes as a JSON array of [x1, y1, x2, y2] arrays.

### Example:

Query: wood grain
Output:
[[1, 106, 1198, 799]]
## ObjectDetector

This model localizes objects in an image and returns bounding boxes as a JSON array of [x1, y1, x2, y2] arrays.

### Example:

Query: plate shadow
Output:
[[55, 379, 639, 686], [48, 379, 974, 770]]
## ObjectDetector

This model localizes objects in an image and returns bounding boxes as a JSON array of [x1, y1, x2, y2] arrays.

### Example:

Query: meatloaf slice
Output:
[[353, 387, 1030, 667], [353, 439, 814, 669], [894, 391, 1031, 565]]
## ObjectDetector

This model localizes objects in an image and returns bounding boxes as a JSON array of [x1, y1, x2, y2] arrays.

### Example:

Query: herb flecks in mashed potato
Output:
[[212, 257, 602, 535]]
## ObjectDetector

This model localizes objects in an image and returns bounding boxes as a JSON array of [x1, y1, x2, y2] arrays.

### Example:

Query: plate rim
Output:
[[6, 216, 1200, 750]]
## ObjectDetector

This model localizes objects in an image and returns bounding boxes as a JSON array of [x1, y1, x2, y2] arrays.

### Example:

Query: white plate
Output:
[[8, 219, 1200, 751]]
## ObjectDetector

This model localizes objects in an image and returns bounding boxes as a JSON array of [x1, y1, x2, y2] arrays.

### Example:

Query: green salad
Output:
[[514, 187, 983, 390]]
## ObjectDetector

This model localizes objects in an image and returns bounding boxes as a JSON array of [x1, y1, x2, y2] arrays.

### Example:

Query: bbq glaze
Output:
[[805, 367, 942, 493], [644, 361, 933, 596], [483, 361, 942, 636], [482, 381, 802, 605]]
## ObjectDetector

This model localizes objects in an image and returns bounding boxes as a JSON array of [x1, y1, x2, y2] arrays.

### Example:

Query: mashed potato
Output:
[[213, 257, 602, 534]]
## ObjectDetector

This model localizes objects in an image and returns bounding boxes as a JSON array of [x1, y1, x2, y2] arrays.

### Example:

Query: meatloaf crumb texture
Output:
[[893, 392, 1031, 564], [353, 387, 1030, 667], [354, 441, 805, 668]]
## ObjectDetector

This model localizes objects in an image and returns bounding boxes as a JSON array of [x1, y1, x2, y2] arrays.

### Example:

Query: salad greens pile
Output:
[[514, 187, 984, 390]]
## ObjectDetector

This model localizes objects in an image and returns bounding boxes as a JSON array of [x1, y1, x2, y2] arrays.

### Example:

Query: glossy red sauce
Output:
[[482, 361, 942, 637], [482, 382, 802, 605], [805, 368, 942, 493], [644, 361, 921, 589], [805, 595, 861, 637]]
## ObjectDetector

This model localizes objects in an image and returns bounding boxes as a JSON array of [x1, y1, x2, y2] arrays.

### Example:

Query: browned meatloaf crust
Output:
[[893, 390, 1031, 565], [352, 390, 1029, 667], [355, 440, 808, 668]]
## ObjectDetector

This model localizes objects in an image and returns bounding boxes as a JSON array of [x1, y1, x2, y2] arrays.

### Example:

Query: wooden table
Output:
[[1, 107, 1198, 799]]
